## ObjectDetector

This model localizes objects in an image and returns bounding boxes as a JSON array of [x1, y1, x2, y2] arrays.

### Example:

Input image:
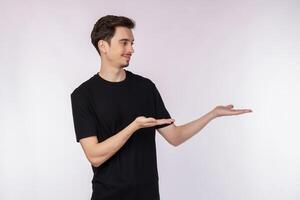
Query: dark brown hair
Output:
[[91, 15, 135, 56]]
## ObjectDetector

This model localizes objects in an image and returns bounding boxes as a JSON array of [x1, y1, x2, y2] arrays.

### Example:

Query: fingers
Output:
[[143, 117, 157, 123], [156, 118, 175, 124], [225, 105, 252, 111], [141, 118, 175, 128], [233, 109, 252, 112], [231, 109, 252, 115], [224, 105, 252, 113]]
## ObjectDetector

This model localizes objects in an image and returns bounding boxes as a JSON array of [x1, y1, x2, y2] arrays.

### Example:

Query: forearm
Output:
[[176, 110, 216, 146], [91, 122, 138, 167]]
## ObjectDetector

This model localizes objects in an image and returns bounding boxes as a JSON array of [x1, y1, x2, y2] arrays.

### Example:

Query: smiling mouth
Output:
[[122, 55, 131, 60]]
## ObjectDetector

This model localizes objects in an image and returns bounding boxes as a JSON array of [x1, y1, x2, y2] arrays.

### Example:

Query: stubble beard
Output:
[[121, 63, 129, 68]]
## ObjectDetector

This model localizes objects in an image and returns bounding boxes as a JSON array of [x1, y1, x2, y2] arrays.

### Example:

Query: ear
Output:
[[98, 40, 108, 54]]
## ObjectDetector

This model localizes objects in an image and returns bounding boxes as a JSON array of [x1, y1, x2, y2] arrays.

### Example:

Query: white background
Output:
[[1, 0, 299, 199]]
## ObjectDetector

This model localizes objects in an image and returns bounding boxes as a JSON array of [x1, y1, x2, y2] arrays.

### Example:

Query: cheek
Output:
[[111, 47, 123, 54], [108, 49, 120, 57], [107, 46, 125, 59]]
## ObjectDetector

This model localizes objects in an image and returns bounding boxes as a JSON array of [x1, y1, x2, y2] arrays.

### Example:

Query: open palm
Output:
[[212, 104, 252, 117]]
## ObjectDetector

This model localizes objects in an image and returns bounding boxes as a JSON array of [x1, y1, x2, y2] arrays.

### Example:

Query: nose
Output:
[[128, 44, 134, 54]]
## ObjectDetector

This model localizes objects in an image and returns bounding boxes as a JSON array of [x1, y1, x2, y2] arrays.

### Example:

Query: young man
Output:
[[70, 15, 252, 200]]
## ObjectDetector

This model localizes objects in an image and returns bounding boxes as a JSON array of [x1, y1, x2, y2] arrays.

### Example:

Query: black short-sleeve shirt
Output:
[[70, 69, 172, 200]]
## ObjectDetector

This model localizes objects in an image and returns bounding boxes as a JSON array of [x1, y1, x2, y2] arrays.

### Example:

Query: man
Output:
[[70, 15, 252, 200]]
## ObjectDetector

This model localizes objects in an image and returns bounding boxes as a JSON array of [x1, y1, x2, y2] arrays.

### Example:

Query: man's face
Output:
[[99, 26, 135, 68]]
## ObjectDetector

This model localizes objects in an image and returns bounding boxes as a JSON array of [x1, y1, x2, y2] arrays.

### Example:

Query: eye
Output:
[[121, 41, 134, 46]]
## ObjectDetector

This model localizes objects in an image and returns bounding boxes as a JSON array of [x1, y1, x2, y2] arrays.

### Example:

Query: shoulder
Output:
[[70, 75, 96, 100], [128, 70, 156, 87]]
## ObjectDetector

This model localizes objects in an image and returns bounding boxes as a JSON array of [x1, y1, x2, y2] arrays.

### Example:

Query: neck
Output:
[[98, 63, 126, 82]]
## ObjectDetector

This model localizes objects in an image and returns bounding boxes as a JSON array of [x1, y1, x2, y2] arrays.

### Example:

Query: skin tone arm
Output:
[[158, 104, 252, 146], [80, 104, 251, 167], [79, 116, 174, 167]]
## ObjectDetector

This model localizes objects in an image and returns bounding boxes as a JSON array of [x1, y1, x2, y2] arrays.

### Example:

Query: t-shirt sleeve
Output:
[[70, 89, 98, 142], [151, 82, 173, 130]]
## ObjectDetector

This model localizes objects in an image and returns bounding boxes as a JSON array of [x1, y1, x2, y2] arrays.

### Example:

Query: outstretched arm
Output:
[[157, 104, 252, 147]]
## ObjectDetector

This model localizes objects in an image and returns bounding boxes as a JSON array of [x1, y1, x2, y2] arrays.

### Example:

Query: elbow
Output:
[[89, 156, 104, 168], [170, 134, 182, 147], [172, 126, 182, 147], [172, 142, 180, 147], [91, 161, 101, 168], [172, 132, 182, 147], [171, 140, 181, 147]]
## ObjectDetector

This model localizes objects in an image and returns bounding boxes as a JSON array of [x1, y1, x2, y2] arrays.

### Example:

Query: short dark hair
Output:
[[91, 15, 135, 56]]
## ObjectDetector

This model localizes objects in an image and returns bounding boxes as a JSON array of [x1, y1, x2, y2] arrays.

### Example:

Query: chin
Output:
[[121, 63, 129, 68]]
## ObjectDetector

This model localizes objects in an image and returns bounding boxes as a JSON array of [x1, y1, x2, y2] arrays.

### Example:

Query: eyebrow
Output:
[[119, 38, 135, 42]]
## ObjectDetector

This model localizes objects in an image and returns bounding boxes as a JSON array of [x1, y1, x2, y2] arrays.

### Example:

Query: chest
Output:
[[91, 85, 155, 127]]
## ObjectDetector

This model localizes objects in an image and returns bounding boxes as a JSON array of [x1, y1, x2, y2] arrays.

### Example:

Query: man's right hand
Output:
[[133, 116, 175, 130]]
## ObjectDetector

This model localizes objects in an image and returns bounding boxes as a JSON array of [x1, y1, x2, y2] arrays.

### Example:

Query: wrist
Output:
[[129, 120, 140, 132], [208, 109, 218, 119]]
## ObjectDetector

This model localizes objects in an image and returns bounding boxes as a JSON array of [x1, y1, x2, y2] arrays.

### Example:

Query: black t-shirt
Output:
[[70, 69, 172, 200]]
